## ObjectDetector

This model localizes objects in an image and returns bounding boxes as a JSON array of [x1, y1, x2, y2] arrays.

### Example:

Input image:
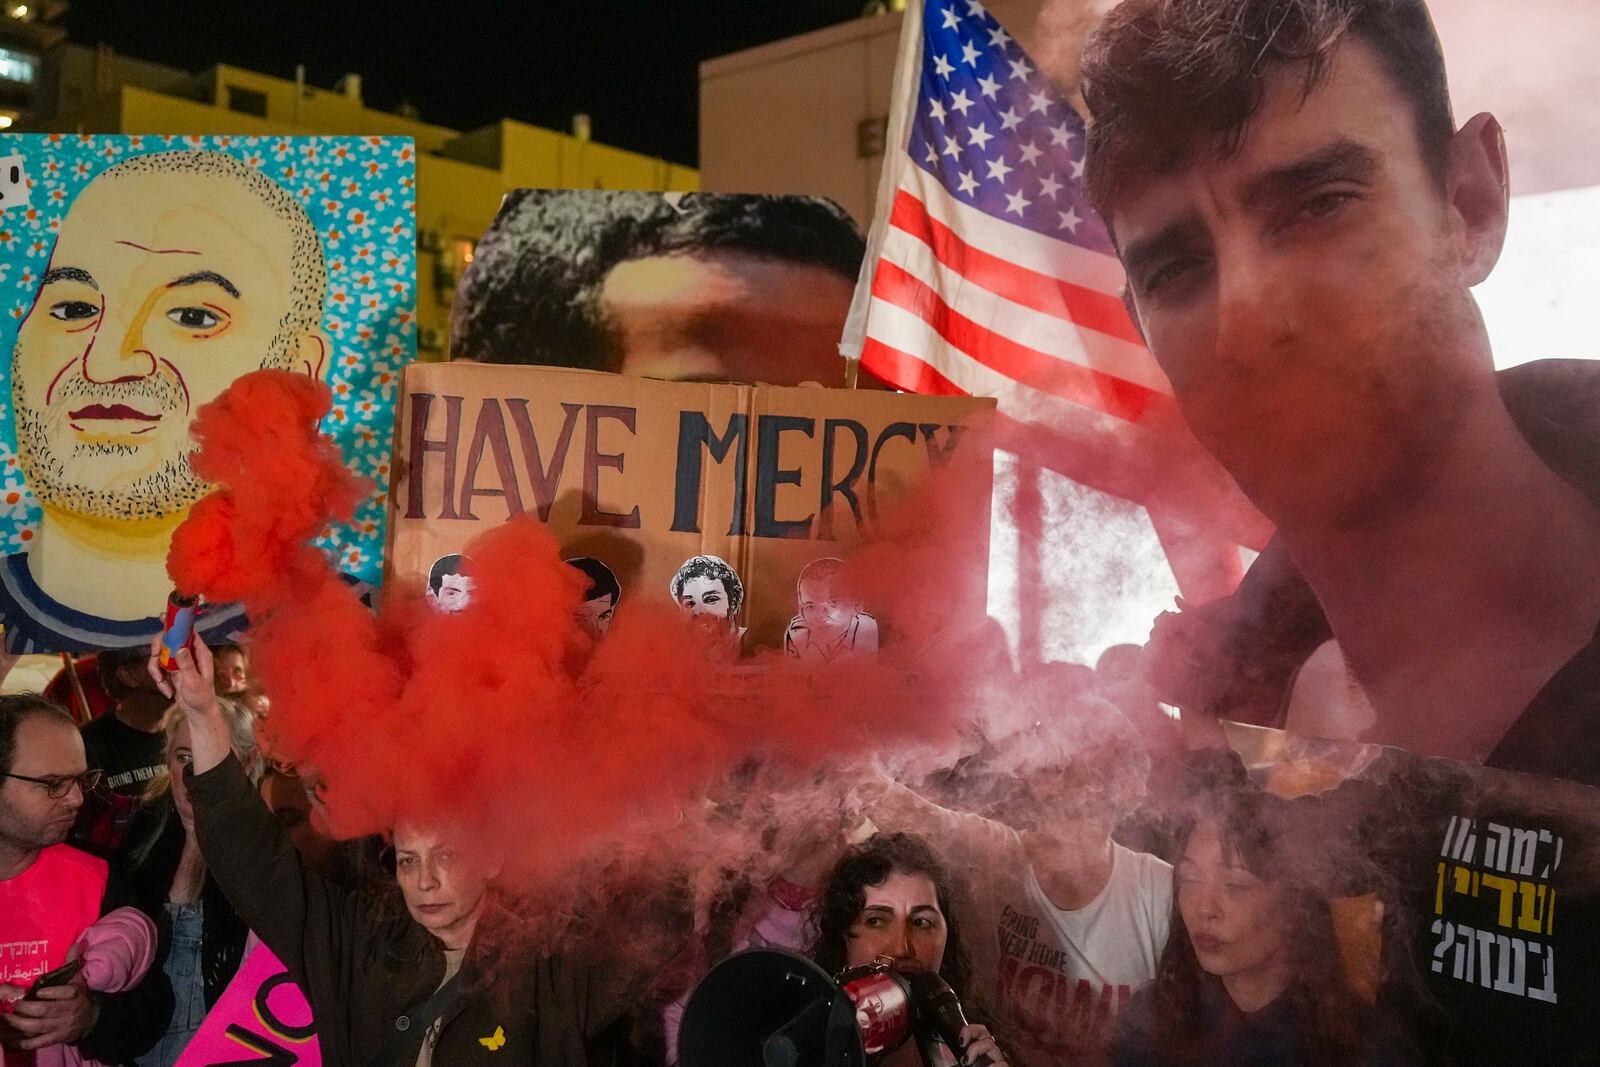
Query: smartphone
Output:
[[23, 958, 83, 999]]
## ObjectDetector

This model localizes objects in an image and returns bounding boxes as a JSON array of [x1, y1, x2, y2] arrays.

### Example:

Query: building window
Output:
[[434, 239, 477, 306], [226, 85, 268, 117], [0, 46, 38, 86], [855, 116, 888, 160]]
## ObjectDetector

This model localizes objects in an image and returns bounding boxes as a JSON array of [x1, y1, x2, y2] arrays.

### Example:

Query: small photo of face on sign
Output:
[[565, 556, 620, 640], [669, 554, 744, 658], [426, 553, 473, 614]]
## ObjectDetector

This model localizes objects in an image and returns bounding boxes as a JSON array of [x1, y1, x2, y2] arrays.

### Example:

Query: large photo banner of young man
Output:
[[0, 134, 414, 653], [419, 189, 996, 661]]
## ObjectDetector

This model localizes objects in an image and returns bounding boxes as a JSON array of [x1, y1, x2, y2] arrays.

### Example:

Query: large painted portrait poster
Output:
[[0, 134, 414, 652]]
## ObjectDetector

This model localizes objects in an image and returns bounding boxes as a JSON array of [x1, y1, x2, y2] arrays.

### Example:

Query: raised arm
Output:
[[149, 636, 362, 1007]]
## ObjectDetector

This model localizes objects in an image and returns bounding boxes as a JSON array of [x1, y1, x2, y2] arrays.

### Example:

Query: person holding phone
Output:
[[0, 694, 171, 1060]]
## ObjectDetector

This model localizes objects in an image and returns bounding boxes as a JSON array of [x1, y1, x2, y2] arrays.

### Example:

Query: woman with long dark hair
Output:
[[811, 832, 1009, 1067], [1114, 784, 1420, 1067]]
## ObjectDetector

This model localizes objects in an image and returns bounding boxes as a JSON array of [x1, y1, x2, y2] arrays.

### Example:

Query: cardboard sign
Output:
[[175, 943, 321, 1065], [387, 363, 995, 654], [0, 134, 415, 652]]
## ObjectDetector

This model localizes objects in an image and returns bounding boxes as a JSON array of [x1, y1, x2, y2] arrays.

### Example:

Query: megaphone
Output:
[[679, 949, 989, 1067]]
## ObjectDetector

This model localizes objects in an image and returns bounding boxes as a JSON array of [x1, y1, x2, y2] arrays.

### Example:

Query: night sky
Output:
[[58, 1, 876, 167]]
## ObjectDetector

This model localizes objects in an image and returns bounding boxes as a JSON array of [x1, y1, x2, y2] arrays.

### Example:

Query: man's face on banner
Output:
[[676, 574, 734, 639], [573, 592, 616, 639], [798, 574, 855, 636], [599, 252, 863, 387], [1112, 41, 1492, 525], [429, 573, 473, 614], [13, 168, 325, 522]]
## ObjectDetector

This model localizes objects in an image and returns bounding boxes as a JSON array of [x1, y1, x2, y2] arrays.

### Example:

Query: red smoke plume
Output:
[[167, 371, 975, 901]]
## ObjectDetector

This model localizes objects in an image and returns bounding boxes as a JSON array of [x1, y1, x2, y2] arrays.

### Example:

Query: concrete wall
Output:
[[699, 0, 1600, 220]]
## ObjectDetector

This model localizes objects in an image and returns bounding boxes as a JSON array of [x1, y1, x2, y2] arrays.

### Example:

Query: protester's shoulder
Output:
[[1498, 357, 1600, 430], [1500, 358, 1600, 510], [40, 841, 109, 885], [1117, 843, 1173, 890], [1118, 842, 1173, 875], [79, 711, 114, 739]]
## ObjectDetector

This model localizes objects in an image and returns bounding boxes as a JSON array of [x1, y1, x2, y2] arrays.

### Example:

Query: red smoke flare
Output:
[[166, 371, 974, 905]]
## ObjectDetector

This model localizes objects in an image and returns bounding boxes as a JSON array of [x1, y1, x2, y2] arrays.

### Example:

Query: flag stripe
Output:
[[888, 187, 1143, 347], [868, 262, 1173, 424], [906, 164, 1130, 296], [861, 307, 1156, 458], [878, 224, 1170, 396], [860, 337, 967, 397]]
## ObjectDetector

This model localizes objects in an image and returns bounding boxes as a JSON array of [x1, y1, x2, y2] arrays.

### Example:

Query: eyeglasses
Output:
[[1, 769, 104, 799]]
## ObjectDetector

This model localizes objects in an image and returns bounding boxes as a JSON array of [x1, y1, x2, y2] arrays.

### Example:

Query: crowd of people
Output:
[[1, 626, 1490, 1067], [5, 0, 1599, 1060]]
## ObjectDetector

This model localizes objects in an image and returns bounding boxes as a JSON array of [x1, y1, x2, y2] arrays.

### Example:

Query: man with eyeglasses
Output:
[[0, 694, 168, 1059]]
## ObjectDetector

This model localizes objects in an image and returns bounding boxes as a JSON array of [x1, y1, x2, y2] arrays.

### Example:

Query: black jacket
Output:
[[188, 755, 644, 1066]]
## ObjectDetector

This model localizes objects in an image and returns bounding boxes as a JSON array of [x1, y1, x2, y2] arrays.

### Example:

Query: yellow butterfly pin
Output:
[[479, 1025, 506, 1051]]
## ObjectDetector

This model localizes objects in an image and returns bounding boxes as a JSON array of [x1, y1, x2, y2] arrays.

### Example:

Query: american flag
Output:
[[842, 0, 1269, 604]]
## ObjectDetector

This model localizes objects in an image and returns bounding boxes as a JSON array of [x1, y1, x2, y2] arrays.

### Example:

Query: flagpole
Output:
[[840, 0, 926, 388]]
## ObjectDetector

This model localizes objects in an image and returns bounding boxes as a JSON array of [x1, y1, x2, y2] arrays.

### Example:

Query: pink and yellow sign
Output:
[[175, 943, 320, 1065]]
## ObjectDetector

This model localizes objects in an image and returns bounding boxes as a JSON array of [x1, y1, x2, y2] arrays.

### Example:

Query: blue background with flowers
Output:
[[0, 133, 415, 584]]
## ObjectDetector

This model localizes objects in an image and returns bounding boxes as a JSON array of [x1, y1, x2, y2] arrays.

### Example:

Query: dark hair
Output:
[[809, 832, 974, 1003], [980, 695, 1151, 830], [428, 553, 467, 593], [565, 556, 620, 604], [450, 191, 866, 369], [669, 555, 744, 618], [0, 694, 75, 776], [97, 646, 154, 702], [1081, 0, 1454, 218], [1144, 781, 1377, 1066]]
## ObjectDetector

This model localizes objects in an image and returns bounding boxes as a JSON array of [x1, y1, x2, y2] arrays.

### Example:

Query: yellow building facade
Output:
[[47, 62, 699, 358]]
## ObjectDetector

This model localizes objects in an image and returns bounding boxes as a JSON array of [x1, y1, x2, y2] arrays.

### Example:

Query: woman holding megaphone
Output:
[[811, 833, 1011, 1067]]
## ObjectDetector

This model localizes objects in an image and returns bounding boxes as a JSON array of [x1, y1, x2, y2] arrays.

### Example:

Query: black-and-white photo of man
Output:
[[426, 554, 472, 614], [668, 555, 744, 660]]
